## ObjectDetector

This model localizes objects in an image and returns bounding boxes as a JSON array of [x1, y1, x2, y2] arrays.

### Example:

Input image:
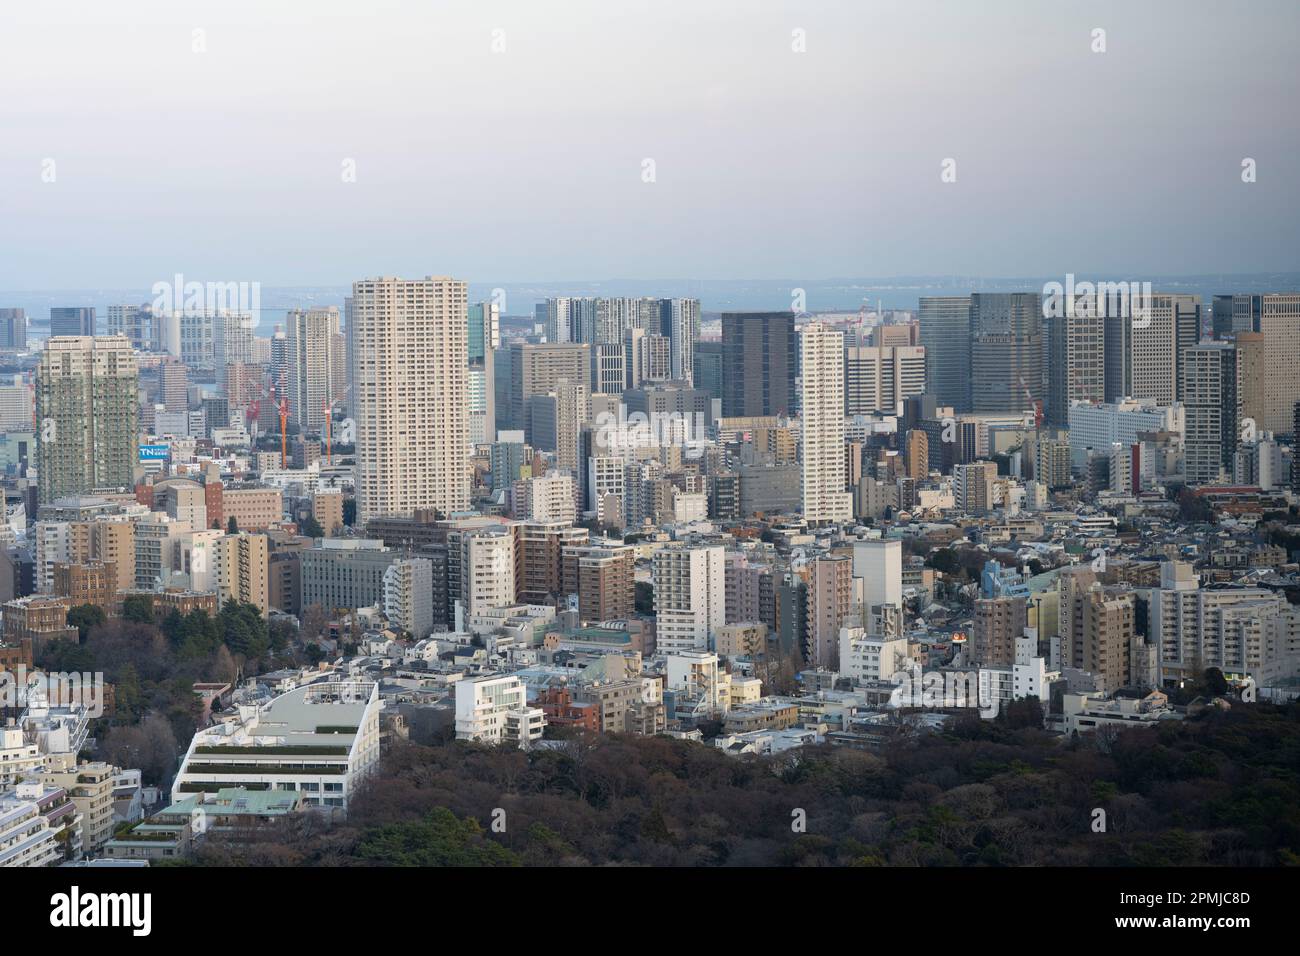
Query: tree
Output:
[[1204, 667, 1229, 696], [343, 499, 357, 527], [122, 594, 155, 625], [299, 515, 325, 538], [67, 604, 107, 643], [227, 516, 239, 533], [926, 548, 960, 575], [634, 581, 654, 615]]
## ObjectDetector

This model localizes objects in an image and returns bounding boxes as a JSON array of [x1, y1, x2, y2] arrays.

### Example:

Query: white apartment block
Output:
[[1148, 562, 1300, 686], [352, 276, 469, 525], [172, 681, 381, 815], [653, 545, 725, 654], [461, 527, 517, 616], [799, 323, 852, 523], [0, 783, 64, 868], [839, 627, 910, 684], [665, 650, 730, 717], [515, 473, 577, 524], [383, 557, 434, 639], [454, 674, 545, 748]]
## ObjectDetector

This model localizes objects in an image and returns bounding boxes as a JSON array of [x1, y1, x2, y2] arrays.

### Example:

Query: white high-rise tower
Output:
[[799, 323, 852, 523], [352, 276, 469, 525]]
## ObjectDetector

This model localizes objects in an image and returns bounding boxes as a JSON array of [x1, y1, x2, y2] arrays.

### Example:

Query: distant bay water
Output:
[[6, 273, 1300, 335]]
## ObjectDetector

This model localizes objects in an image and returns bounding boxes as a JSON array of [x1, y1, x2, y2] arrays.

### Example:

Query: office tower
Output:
[[352, 276, 469, 525], [694, 340, 723, 401], [507, 342, 590, 442], [917, 296, 972, 412], [1223, 294, 1300, 437], [660, 298, 700, 385], [0, 308, 27, 350], [843, 344, 927, 415], [106, 303, 158, 351], [798, 323, 852, 523], [1172, 295, 1203, 401], [1045, 295, 1105, 427], [971, 595, 1028, 667], [1211, 294, 1254, 339], [467, 300, 501, 363], [722, 312, 797, 418], [1182, 341, 1240, 485], [36, 336, 139, 504], [528, 379, 587, 477], [285, 306, 343, 431], [1103, 293, 1197, 406], [467, 363, 494, 449], [49, 307, 96, 337], [157, 361, 189, 414], [590, 343, 626, 397], [179, 312, 216, 368], [653, 544, 725, 654], [969, 293, 1043, 415], [301, 539, 399, 611]]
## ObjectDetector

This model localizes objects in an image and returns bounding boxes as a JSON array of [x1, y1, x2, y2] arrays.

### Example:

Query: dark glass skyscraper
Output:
[[50, 306, 96, 337], [721, 312, 797, 418]]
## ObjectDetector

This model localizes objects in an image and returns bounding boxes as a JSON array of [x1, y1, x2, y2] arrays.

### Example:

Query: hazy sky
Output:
[[1, 0, 1297, 289]]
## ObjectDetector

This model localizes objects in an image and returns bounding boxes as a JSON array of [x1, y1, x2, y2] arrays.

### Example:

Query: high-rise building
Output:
[[721, 312, 797, 418], [694, 340, 723, 402], [660, 298, 700, 385], [36, 336, 139, 504], [590, 343, 626, 397], [917, 296, 972, 412], [652, 544, 725, 654], [798, 324, 851, 523], [843, 345, 927, 416], [106, 303, 158, 351], [1182, 342, 1240, 485], [1103, 293, 1198, 406], [1045, 295, 1105, 426], [1224, 294, 1300, 437], [507, 343, 590, 443], [49, 308, 96, 337], [972, 595, 1028, 667], [352, 276, 469, 525], [806, 554, 852, 668], [285, 306, 344, 432], [1060, 571, 1137, 691], [0, 308, 27, 350], [467, 300, 501, 364], [969, 293, 1043, 416]]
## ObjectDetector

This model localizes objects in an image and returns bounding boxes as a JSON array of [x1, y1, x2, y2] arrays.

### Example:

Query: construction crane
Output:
[[1018, 375, 1043, 431]]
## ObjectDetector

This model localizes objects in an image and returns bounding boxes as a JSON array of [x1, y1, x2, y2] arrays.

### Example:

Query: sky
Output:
[[1, 0, 1297, 290]]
